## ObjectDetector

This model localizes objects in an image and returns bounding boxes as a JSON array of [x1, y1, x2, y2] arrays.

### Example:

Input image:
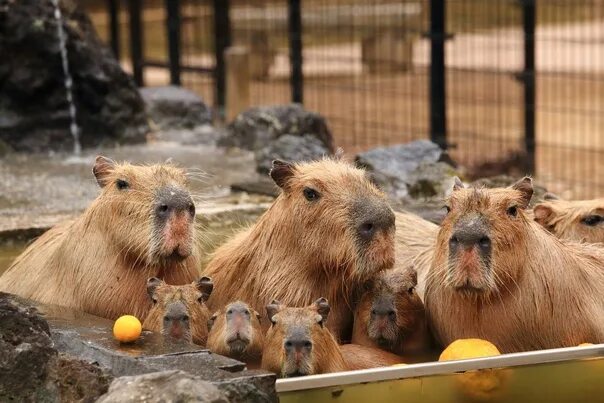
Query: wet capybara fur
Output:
[[207, 301, 264, 367], [204, 158, 396, 341], [0, 156, 200, 320], [533, 194, 604, 243], [142, 277, 213, 345], [425, 177, 604, 353], [352, 267, 429, 357], [340, 343, 404, 370], [261, 298, 347, 377]]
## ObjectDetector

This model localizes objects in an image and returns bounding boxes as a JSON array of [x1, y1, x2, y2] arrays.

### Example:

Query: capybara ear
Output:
[[533, 204, 555, 226], [270, 160, 295, 189], [313, 297, 330, 326], [207, 312, 218, 331], [146, 277, 163, 302], [452, 177, 464, 191], [543, 192, 560, 201], [93, 156, 116, 188], [266, 300, 283, 324], [196, 277, 214, 302], [511, 176, 533, 209]]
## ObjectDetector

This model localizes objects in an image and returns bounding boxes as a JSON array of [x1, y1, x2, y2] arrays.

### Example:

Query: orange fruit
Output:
[[439, 338, 501, 361], [113, 315, 142, 343]]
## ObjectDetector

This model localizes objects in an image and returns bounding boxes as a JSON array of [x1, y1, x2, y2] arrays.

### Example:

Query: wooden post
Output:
[[225, 46, 250, 122]]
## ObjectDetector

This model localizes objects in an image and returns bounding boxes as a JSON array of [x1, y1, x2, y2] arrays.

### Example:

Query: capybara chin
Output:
[[142, 277, 213, 345], [0, 156, 200, 320], [352, 267, 429, 356], [204, 158, 396, 341], [207, 301, 264, 367], [533, 194, 604, 243], [425, 177, 604, 353], [261, 298, 347, 377]]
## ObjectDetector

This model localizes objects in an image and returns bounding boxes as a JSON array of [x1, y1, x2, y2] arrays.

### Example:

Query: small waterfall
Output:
[[50, 0, 81, 155]]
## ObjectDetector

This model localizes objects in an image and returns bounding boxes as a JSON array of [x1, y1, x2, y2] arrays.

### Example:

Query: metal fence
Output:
[[84, 0, 604, 199]]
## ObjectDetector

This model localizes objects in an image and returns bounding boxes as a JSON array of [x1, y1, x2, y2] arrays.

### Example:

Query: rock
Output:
[[46, 354, 112, 403], [355, 140, 457, 200], [97, 370, 229, 403], [0, 0, 148, 152], [140, 86, 213, 131], [254, 134, 331, 174], [231, 177, 280, 198], [151, 125, 226, 146]]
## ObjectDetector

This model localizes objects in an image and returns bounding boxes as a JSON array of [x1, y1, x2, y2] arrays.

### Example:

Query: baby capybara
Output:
[[533, 194, 604, 243], [204, 158, 396, 341], [425, 177, 604, 353], [261, 298, 347, 377], [0, 156, 200, 320], [142, 277, 213, 345], [352, 267, 429, 357], [207, 301, 264, 367]]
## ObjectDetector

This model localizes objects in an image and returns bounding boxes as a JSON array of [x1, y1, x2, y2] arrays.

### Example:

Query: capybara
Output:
[[204, 158, 396, 341], [351, 267, 430, 357], [207, 301, 264, 367], [339, 343, 404, 370], [533, 194, 604, 243], [142, 277, 213, 345], [261, 298, 347, 377], [425, 177, 604, 353], [0, 156, 200, 320]]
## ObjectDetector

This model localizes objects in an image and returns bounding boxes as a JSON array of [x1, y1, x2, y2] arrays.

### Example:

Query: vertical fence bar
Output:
[[523, 0, 536, 174], [107, 0, 120, 60], [429, 0, 447, 149], [128, 0, 144, 86], [165, 0, 182, 86], [288, 0, 303, 104], [213, 0, 231, 112]]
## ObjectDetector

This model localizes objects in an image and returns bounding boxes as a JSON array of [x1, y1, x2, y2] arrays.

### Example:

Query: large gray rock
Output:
[[0, 0, 148, 152], [141, 86, 213, 131], [98, 370, 228, 403], [255, 134, 331, 174]]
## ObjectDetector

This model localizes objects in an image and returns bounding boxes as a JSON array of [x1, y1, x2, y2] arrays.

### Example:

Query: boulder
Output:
[[254, 134, 331, 174], [0, 0, 148, 152], [140, 86, 212, 131]]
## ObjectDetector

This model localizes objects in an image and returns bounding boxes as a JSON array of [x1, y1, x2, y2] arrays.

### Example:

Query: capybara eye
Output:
[[443, 205, 451, 214], [303, 187, 320, 201], [182, 314, 189, 322], [227, 309, 233, 315], [152, 297, 158, 304], [407, 286, 415, 294], [188, 203, 195, 216], [244, 310, 250, 316], [116, 179, 129, 190], [507, 205, 518, 217], [197, 295, 203, 303], [582, 215, 603, 226]]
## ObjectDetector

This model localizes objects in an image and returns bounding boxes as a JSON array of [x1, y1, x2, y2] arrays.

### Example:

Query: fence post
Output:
[[429, 0, 447, 150], [522, 0, 536, 174], [288, 0, 303, 104], [107, 0, 120, 60], [165, 0, 182, 86], [213, 0, 231, 114], [225, 46, 251, 122], [128, 0, 144, 86]]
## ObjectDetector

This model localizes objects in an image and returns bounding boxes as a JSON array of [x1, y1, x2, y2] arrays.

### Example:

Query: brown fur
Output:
[[340, 344, 404, 370], [142, 277, 213, 345], [533, 197, 604, 243], [0, 157, 200, 320], [425, 178, 604, 353], [204, 158, 395, 341], [352, 267, 429, 356], [261, 298, 347, 377], [207, 301, 265, 368]]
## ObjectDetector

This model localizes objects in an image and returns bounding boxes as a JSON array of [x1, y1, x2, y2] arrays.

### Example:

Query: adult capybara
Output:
[[207, 301, 264, 367], [339, 343, 404, 370], [533, 194, 604, 243], [142, 277, 213, 345], [204, 158, 396, 341], [351, 267, 429, 357], [261, 298, 347, 377], [0, 156, 200, 320], [425, 177, 604, 353]]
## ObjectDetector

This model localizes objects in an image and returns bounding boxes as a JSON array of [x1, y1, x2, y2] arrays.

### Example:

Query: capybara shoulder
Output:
[[426, 177, 604, 353], [204, 158, 396, 341], [142, 277, 213, 345], [0, 156, 201, 320], [340, 344, 404, 370]]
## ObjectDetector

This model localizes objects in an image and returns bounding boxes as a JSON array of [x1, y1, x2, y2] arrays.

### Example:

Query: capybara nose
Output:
[[371, 305, 396, 321], [450, 231, 491, 251], [355, 200, 395, 241], [163, 301, 190, 324], [284, 338, 313, 353], [155, 186, 195, 219]]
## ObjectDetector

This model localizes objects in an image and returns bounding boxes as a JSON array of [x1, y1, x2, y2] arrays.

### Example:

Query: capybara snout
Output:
[[162, 300, 190, 341], [154, 185, 196, 259], [353, 198, 395, 243]]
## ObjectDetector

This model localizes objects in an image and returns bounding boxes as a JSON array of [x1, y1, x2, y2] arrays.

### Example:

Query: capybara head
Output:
[[356, 268, 424, 349], [261, 298, 345, 377], [207, 301, 264, 361], [92, 156, 197, 267], [434, 177, 534, 297], [533, 194, 604, 243], [143, 277, 213, 344], [269, 158, 395, 280]]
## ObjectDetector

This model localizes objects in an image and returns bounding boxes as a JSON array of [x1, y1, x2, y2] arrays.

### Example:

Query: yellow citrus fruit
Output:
[[113, 315, 142, 343], [439, 338, 501, 361], [390, 363, 407, 367], [578, 343, 594, 347]]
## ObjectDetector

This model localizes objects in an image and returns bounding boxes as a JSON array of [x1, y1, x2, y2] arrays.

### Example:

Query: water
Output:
[[51, 0, 81, 155]]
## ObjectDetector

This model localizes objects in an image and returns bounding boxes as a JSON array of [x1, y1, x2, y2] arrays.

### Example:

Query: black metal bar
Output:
[[107, 0, 120, 60], [429, 0, 447, 149], [165, 0, 181, 86], [288, 0, 303, 104], [128, 0, 144, 86], [522, 0, 536, 174], [213, 0, 231, 110]]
